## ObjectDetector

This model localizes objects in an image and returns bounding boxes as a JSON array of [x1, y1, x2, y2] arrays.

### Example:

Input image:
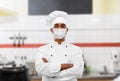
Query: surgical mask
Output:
[[53, 28, 67, 39]]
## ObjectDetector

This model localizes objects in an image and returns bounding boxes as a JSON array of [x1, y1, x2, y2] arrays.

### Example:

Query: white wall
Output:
[[93, 0, 120, 14], [0, 0, 28, 15], [0, 15, 120, 73], [0, 0, 16, 11]]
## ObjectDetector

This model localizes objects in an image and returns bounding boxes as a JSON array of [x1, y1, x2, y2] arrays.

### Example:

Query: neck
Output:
[[54, 38, 65, 44]]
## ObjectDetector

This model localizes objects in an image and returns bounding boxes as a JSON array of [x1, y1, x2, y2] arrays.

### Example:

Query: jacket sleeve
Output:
[[35, 48, 61, 77], [56, 48, 84, 80], [114, 76, 120, 81]]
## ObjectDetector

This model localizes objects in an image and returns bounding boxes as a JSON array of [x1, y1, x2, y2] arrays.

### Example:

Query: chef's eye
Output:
[[54, 24, 59, 28], [61, 24, 66, 28]]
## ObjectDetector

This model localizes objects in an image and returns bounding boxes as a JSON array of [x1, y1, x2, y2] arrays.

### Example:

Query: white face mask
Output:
[[53, 28, 67, 39]]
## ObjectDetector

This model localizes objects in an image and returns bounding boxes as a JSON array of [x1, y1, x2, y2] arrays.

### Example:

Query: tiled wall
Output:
[[0, 15, 120, 72]]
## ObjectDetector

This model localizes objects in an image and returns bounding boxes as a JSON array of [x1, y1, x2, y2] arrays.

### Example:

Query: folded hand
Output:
[[42, 57, 48, 63]]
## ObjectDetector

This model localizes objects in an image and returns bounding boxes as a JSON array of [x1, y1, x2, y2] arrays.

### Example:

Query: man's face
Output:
[[51, 23, 68, 32], [53, 23, 67, 29], [50, 23, 68, 39]]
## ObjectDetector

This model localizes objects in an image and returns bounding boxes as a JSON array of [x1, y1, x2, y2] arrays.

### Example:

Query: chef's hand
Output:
[[42, 57, 48, 63], [42, 58, 73, 70], [60, 63, 73, 71]]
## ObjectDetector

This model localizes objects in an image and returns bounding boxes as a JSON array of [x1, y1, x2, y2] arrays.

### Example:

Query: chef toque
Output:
[[47, 10, 68, 28]]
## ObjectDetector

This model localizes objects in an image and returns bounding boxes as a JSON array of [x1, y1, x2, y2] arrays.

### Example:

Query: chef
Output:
[[35, 10, 84, 81]]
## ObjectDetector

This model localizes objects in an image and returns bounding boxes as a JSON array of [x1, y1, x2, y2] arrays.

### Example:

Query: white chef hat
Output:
[[47, 10, 68, 28]]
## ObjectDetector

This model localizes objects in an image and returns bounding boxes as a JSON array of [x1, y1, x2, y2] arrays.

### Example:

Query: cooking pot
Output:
[[0, 66, 30, 81]]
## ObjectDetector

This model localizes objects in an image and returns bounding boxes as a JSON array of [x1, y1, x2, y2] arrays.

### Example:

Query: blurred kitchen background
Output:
[[0, 0, 120, 81]]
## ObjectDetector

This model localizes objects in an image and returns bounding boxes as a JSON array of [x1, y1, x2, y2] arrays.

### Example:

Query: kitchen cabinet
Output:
[[31, 73, 115, 81]]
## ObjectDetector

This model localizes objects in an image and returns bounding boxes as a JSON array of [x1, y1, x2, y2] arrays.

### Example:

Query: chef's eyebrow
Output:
[[54, 24, 59, 28], [54, 23, 66, 28], [61, 24, 66, 28]]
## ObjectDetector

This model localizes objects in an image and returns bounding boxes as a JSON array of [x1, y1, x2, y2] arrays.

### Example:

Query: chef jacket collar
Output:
[[50, 40, 70, 46]]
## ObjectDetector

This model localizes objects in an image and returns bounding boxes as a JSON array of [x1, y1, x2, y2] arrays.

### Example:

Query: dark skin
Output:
[[42, 23, 73, 71]]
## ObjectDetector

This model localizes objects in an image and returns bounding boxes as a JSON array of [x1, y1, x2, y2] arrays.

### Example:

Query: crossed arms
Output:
[[35, 49, 84, 80], [42, 57, 73, 71]]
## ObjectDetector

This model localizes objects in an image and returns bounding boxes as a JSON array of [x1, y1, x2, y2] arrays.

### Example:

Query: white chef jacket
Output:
[[35, 41, 84, 81], [114, 76, 120, 81]]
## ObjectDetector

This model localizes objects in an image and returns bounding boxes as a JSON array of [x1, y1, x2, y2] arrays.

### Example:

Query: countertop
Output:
[[80, 73, 117, 80], [31, 73, 117, 80]]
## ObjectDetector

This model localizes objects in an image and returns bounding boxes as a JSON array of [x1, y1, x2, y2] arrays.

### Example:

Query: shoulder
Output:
[[69, 43, 82, 50], [69, 43, 83, 54], [38, 44, 49, 51], [68, 44, 83, 57]]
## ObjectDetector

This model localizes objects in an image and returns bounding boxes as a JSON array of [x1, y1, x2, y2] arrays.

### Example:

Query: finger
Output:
[[42, 57, 48, 62], [42, 57, 47, 60]]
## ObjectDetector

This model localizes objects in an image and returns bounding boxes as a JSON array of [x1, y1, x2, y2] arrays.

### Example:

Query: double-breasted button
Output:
[[65, 45, 68, 48], [51, 76, 56, 79], [51, 55, 53, 57], [65, 54, 67, 57], [50, 46, 53, 48]]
